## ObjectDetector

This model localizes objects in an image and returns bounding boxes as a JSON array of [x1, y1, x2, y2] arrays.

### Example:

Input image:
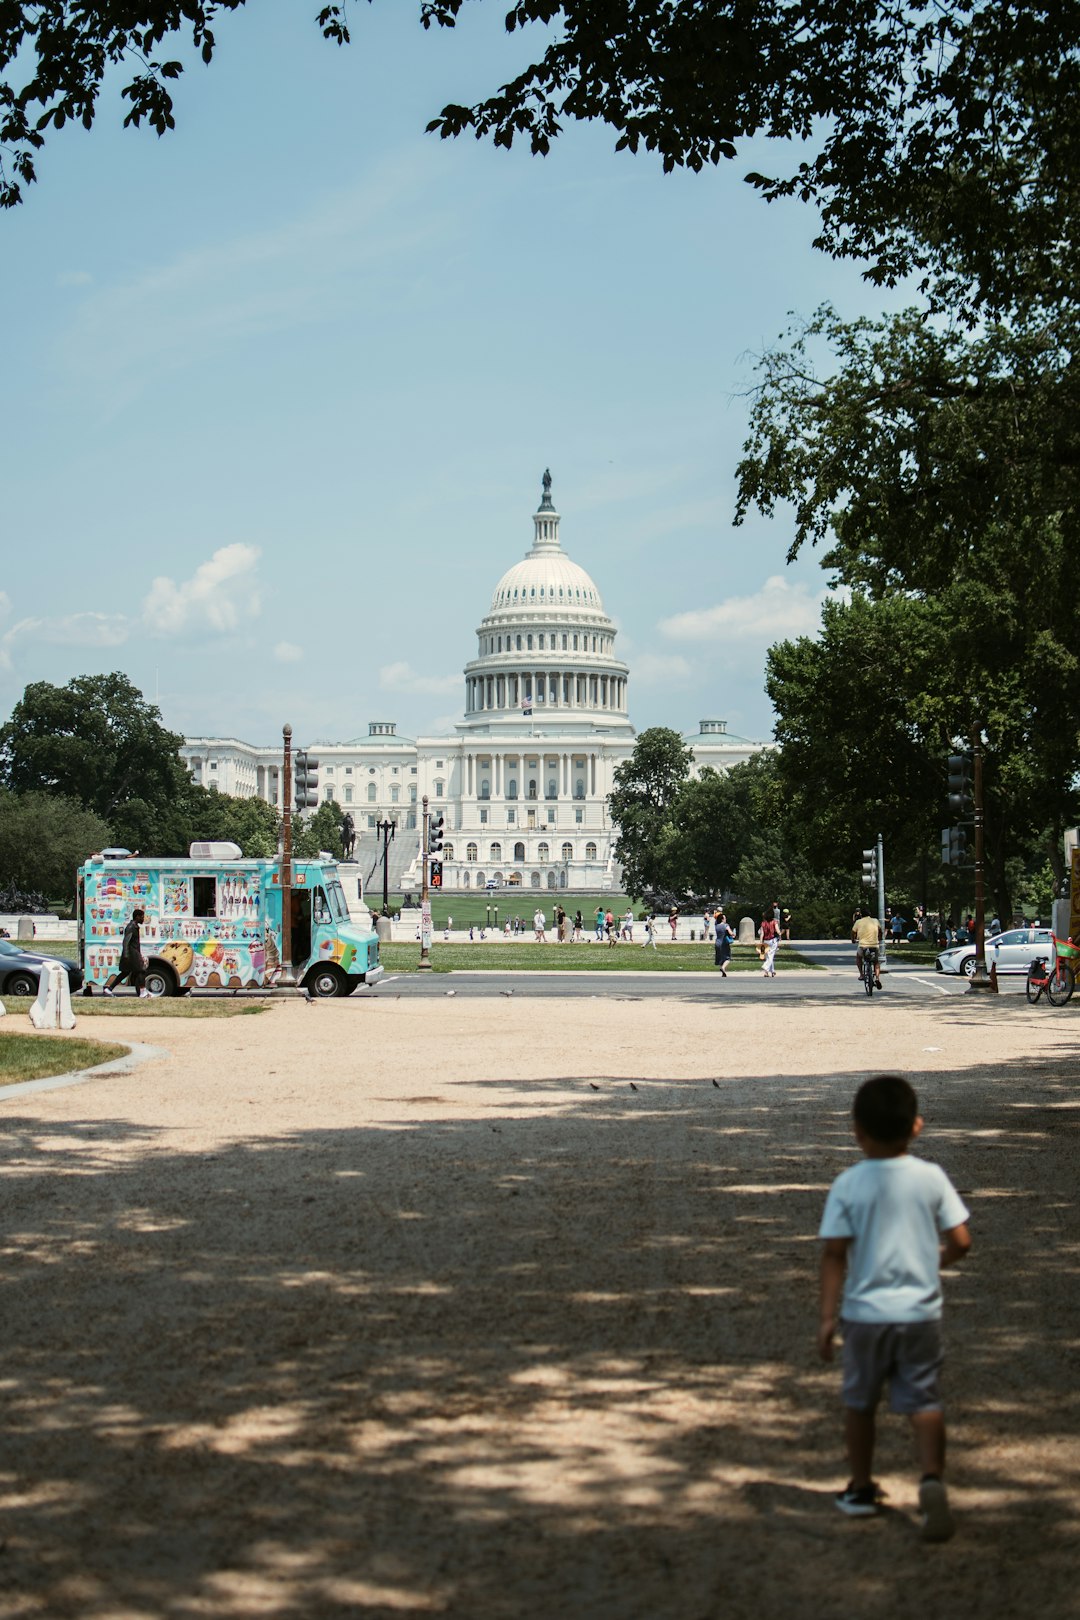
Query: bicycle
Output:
[[1025, 951, 1075, 1006]]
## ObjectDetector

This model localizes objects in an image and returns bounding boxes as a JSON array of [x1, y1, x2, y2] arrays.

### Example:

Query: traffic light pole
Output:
[[276, 723, 299, 993], [876, 832, 887, 973], [419, 794, 432, 970], [967, 732, 994, 993]]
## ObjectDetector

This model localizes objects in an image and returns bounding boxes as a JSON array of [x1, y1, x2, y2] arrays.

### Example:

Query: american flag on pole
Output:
[[521, 694, 533, 717]]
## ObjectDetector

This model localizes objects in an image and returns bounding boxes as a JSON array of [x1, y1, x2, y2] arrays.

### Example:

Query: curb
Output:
[[0, 1040, 170, 1101]]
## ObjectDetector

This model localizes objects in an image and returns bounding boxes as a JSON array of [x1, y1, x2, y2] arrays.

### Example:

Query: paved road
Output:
[[364, 941, 1024, 1003]]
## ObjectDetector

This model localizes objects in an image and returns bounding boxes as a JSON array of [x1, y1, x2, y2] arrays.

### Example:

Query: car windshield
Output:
[[0, 940, 25, 956]]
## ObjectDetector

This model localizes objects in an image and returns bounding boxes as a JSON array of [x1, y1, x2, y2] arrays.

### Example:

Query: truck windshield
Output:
[[326, 879, 349, 920]]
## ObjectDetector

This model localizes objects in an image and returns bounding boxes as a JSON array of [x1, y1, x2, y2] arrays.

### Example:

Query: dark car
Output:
[[0, 939, 84, 997]]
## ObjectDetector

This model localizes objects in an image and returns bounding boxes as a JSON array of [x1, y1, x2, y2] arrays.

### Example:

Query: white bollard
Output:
[[29, 961, 76, 1030]]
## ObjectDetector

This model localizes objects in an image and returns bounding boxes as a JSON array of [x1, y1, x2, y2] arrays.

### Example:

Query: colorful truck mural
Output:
[[77, 850, 383, 998]]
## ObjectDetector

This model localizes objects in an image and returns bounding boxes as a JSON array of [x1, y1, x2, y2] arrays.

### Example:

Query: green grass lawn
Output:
[[1, 994, 270, 1017], [379, 942, 818, 973], [0, 1031, 129, 1085]]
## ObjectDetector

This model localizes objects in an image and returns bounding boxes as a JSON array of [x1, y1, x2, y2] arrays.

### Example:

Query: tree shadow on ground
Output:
[[0, 1051, 1077, 1618]]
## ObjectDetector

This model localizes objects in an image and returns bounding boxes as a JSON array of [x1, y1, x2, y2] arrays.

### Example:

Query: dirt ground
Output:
[[0, 992, 1077, 1619]]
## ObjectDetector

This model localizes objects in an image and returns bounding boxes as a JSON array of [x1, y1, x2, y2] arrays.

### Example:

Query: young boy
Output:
[[818, 1074, 971, 1540]]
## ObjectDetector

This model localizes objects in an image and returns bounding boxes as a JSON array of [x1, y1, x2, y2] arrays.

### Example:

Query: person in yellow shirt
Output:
[[852, 908, 883, 989]]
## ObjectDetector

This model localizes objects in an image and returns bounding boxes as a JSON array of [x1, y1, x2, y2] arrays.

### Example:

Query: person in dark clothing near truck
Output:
[[104, 908, 150, 997]]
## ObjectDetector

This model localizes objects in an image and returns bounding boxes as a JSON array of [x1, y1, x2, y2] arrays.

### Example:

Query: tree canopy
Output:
[[4, 2, 1079, 317], [0, 673, 189, 830], [738, 306, 1080, 918]]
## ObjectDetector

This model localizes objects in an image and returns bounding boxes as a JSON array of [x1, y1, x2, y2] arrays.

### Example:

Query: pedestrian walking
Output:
[[534, 908, 547, 942], [104, 909, 150, 997], [669, 906, 679, 941], [713, 909, 735, 977], [818, 1075, 971, 1539], [642, 914, 657, 950], [761, 911, 780, 978]]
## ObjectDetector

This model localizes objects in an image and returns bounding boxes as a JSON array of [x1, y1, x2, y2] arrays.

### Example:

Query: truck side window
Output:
[[193, 876, 217, 918], [313, 888, 332, 926]]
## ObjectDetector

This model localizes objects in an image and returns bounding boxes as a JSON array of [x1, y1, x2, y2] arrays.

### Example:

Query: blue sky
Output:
[[2, 2, 905, 751]]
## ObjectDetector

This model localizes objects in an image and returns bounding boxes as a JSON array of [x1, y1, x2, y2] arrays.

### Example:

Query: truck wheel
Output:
[[305, 965, 346, 998], [143, 963, 177, 998]]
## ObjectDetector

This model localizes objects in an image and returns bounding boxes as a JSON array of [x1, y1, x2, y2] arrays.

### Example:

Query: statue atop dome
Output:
[[538, 468, 554, 512]]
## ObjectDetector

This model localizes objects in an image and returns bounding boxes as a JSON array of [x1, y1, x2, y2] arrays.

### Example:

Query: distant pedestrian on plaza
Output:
[[713, 910, 735, 978], [104, 908, 149, 997], [573, 910, 584, 943], [760, 910, 780, 978], [595, 905, 605, 941], [621, 907, 634, 942], [555, 903, 567, 943], [534, 908, 547, 942], [642, 914, 657, 950], [669, 906, 679, 941], [781, 908, 792, 941], [818, 1075, 971, 1539]]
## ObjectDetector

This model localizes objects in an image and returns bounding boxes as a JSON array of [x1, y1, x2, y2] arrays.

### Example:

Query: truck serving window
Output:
[[193, 877, 217, 918]]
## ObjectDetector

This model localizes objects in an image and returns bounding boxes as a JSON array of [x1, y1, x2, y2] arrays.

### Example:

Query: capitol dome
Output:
[[460, 473, 631, 736]]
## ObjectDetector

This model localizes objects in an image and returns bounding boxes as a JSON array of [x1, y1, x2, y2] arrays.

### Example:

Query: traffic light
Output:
[[429, 861, 443, 889], [941, 827, 968, 867], [862, 848, 877, 886], [429, 814, 445, 855], [294, 750, 319, 810], [947, 752, 974, 818]]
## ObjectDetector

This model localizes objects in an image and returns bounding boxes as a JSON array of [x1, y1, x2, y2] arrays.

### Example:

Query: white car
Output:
[[936, 926, 1054, 978]]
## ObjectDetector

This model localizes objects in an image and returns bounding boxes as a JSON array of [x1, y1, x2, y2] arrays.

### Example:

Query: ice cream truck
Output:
[[77, 843, 384, 998]]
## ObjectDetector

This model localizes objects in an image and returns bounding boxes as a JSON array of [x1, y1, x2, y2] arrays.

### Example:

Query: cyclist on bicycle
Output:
[[852, 907, 883, 990]]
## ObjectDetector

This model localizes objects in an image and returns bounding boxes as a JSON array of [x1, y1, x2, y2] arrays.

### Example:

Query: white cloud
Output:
[[632, 651, 693, 686], [659, 575, 829, 643], [379, 661, 460, 697], [274, 641, 303, 664], [0, 610, 129, 669], [142, 544, 261, 636]]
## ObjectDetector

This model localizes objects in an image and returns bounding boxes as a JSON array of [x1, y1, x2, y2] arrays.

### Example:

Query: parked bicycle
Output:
[[1026, 943, 1076, 1006]]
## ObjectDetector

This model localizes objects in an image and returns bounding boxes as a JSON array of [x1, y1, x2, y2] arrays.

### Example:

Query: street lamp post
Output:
[[375, 817, 396, 916]]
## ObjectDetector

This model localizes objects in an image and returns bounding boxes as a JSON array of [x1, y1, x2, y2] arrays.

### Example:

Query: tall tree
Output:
[[607, 726, 693, 897], [738, 306, 1080, 918], [0, 789, 114, 900], [0, 673, 190, 830]]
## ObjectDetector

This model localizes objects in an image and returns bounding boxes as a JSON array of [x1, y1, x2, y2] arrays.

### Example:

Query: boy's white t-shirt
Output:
[[819, 1155, 969, 1323]]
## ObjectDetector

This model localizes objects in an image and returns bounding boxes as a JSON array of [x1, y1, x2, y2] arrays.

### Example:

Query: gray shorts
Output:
[[840, 1319, 944, 1414]]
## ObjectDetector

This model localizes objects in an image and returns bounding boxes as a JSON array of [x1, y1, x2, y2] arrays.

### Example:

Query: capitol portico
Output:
[[181, 475, 769, 893]]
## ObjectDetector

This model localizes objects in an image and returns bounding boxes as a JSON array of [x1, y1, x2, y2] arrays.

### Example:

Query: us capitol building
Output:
[[181, 475, 768, 893]]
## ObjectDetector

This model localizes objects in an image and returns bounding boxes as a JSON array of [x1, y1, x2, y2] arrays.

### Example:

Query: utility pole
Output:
[[277, 724, 298, 991], [419, 794, 432, 969]]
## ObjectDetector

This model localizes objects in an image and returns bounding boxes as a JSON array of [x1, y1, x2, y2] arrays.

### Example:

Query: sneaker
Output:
[[918, 1476, 954, 1542], [834, 1481, 884, 1517], [138, 989, 152, 999], [103, 987, 115, 997], [874, 977, 883, 989]]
